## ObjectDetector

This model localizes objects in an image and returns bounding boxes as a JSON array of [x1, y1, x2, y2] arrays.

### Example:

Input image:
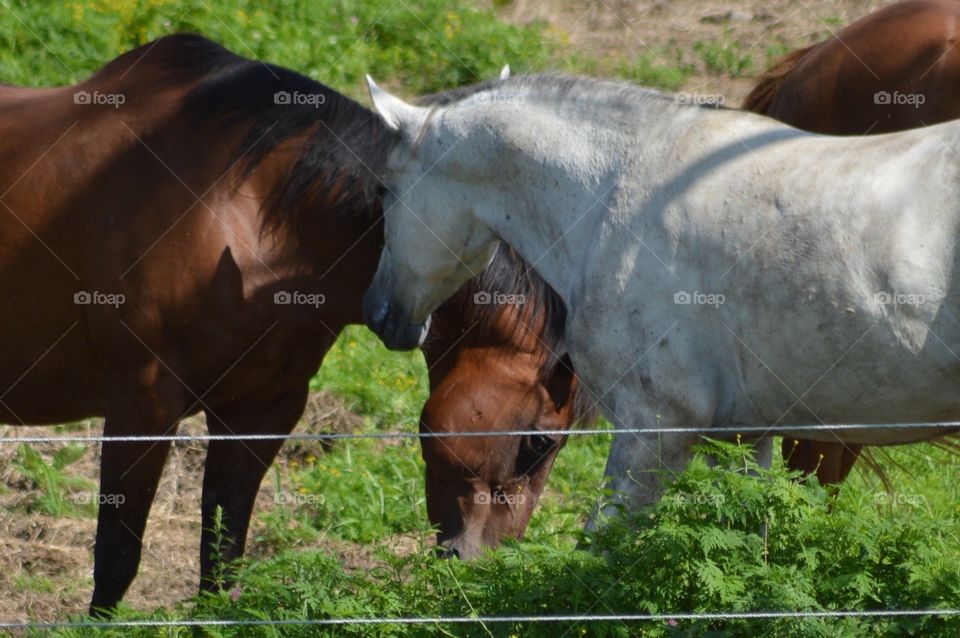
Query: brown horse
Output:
[[419, 250, 592, 559], [743, 0, 960, 484], [0, 35, 583, 613]]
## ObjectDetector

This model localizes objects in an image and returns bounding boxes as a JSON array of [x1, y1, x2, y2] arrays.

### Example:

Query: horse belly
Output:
[[0, 327, 106, 423], [0, 274, 110, 424], [690, 141, 960, 443], [730, 301, 960, 444]]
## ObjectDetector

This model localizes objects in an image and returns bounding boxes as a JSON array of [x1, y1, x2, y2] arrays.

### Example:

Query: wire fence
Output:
[[3, 609, 960, 631], [2, 420, 959, 444], [3, 419, 960, 631]]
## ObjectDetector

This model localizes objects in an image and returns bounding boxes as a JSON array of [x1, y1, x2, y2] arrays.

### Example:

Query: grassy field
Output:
[[1, 0, 959, 636]]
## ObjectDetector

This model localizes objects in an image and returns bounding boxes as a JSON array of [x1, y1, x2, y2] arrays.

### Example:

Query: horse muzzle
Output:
[[362, 292, 430, 351], [435, 536, 483, 560]]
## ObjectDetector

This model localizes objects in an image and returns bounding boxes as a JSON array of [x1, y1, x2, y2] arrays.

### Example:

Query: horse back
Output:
[[759, 0, 960, 134]]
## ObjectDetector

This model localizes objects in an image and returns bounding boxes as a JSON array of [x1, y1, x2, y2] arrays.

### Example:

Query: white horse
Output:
[[361, 73, 960, 510]]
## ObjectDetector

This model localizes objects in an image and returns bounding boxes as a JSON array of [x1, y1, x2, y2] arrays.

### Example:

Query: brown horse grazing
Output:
[[743, 0, 960, 485], [419, 249, 593, 559], [0, 35, 583, 614]]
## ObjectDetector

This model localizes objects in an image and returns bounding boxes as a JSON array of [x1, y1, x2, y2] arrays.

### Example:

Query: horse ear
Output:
[[500, 64, 511, 80], [366, 76, 428, 133]]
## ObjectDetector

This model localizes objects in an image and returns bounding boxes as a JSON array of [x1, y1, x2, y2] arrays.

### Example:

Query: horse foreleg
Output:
[[603, 430, 698, 511], [784, 439, 862, 485], [585, 386, 713, 529], [198, 387, 309, 593], [752, 436, 773, 469], [89, 392, 183, 616]]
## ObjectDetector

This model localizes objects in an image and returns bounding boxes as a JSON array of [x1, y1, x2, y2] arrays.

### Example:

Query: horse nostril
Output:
[[362, 294, 390, 333], [435, 546, 460, 560]]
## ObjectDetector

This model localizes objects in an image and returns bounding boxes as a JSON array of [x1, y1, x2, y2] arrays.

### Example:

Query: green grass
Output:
[[693, 37, 754, 78], [13, 443, 96, 517], [0, 0, 554, 98], [614, 49, 694, 92], [557, 46, 693, 93], [13, 573, 57, 595], [311, 327, 428, 430], [257, 438, 431, 547], [764, 42, 795, 68]]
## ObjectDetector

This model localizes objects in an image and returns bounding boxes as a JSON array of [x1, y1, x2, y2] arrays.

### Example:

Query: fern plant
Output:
[[13, 443, 95, 517]]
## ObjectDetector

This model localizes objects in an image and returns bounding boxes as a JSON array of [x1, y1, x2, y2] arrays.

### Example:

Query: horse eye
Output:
[[516, 432, 561, 477], [525, 432, 558, 455]]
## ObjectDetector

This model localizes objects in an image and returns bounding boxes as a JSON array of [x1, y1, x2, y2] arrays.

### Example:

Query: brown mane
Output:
[[741, 44, 818, 114]]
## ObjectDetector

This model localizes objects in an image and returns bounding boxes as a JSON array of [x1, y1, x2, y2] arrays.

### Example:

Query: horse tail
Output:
[[742, 44, 818, 114], [856, 448, 893, 493], [858, 433, 960, 492]]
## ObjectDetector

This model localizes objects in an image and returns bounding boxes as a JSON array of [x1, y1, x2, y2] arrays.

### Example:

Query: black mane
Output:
[[119, 34, 395, 229], [426, 243, 596, 424]]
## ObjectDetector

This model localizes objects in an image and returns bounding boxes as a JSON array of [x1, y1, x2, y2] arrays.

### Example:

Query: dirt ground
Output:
[[502, 0, 896, 104], [0, 0, 903, 624]]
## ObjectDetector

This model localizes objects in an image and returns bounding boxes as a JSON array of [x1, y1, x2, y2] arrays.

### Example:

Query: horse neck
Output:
[[240, 136, 383, 317], [459, 89, 702, 306]]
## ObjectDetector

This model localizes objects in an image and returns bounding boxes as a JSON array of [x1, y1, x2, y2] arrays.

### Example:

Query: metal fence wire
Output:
[[2, 609, 960, 631], [2, 420, 960, 443]]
